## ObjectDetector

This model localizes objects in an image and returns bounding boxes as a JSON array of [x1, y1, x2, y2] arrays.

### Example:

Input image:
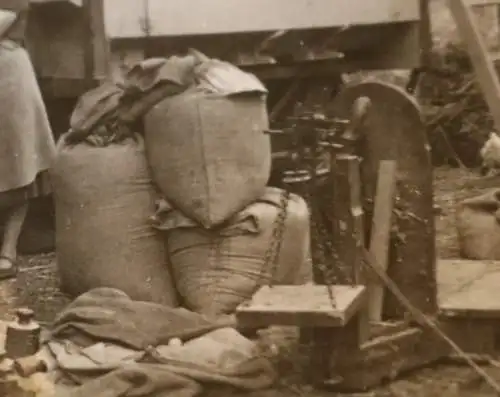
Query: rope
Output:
[[362, 247, 500, 394]]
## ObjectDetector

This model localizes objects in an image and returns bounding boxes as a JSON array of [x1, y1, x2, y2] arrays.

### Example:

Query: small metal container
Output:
[[5, 309, 41, 359]]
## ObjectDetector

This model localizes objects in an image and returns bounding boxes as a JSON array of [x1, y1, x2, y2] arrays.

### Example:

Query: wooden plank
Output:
[[438, 259, 500, 318], [103, 0, 420, 39], [448, 0, 500, 133], [305, 310, 369, 386], [82, 0, 95, 82], [331, 154, 366, 284], [109, 33, 421, 81], [419, 0, 433, 68], [333, 325, 449, 391], [236, 285, 366, 327], [367, 160, 397, 322], [84, 0, 110, 80], [440, 272, 500, 318], [31, 0, 82, 5], [437, 258, 493, 299], [441, 318, 497, 355], [467, 0, 500, 6]]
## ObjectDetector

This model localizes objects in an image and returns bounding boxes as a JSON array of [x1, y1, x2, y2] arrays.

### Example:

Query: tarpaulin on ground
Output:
[[42, 288, 276, 397]]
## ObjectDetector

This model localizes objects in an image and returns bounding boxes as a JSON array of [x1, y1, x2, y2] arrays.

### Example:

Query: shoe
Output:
[[0, 255, 17, 280]]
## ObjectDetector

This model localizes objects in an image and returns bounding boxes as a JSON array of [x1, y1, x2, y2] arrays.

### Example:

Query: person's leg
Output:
[[0, 200, 28, 276]]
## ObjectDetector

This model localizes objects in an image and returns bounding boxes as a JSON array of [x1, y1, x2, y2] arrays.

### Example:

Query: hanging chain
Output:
[[309, 183, 357, 287], [297, 115, 359, 307], [258, 112, 358, 306], [304, 173, 338, 307], [259, 187, 291, 287]]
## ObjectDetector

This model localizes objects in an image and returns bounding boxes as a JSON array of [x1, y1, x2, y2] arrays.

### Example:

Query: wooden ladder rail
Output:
[[448, 0, 500, 132]]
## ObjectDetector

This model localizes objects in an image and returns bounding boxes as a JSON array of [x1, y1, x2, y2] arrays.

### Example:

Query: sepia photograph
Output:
[[2, 0, 500, 396]]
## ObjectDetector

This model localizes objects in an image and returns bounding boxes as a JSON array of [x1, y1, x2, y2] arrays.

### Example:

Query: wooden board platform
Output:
[[236, 285, 366, 328], [437, 259, 500, 318]]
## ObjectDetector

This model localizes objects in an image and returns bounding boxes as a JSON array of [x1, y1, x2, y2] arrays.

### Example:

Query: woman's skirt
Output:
[[0, 40, 56, 207], [0, 171, 52, 208]]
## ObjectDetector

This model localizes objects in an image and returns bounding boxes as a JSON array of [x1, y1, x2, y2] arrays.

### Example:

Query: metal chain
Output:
[[310, 190, 355, 286], [259, 188, 291, 287], [301, 126, 359, 306], [304, 148, 340, 307]]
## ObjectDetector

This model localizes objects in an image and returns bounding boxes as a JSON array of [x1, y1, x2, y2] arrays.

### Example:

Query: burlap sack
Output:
[[51, 135, 178, 306], [153, 187, 312, 315], [456, 189, 500, 260], [144, 64, 271, 228]]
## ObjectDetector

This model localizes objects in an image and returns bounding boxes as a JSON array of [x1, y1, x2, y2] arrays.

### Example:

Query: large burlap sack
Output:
[[51, 135, 178, 306], [456, 189, 500, 260], [152, 187, 312, 315], [144, 61, 271, 228]]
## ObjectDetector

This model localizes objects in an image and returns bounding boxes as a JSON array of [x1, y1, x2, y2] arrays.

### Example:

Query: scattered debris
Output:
[[421, 44, 493, 168]]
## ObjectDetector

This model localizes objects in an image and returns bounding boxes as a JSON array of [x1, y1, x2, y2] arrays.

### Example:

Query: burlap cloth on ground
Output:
[[42, 288, 276, 397]]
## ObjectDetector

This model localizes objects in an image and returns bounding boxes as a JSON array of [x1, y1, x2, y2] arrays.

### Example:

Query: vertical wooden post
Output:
[[419, 0, 432, 68], [82, 0, 111, 86], [448, 0, 500, 132], [331, 154, 366, 285], [304, 151, 371, 387], [330, 153, 370, 344], [367, 160, 397, 322]]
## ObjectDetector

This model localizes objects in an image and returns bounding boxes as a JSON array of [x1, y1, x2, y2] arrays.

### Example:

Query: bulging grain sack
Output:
[[144, 60, 271, 228], [456, 189, 500, 260], [51, 134, 178, 306], [152, 187, 312, 315]]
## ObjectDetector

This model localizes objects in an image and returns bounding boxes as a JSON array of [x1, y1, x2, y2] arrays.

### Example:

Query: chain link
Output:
[[309, 189, 356, 286], [302, 125, 359, 305], [258, 116, 359, 307], [259, 188, 291, 287], [256, 113, 360, 310], [308, 153, 343, 306]]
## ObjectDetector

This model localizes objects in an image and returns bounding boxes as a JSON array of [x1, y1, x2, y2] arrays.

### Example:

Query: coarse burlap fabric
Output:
[[153, 187, 312, 315], [51, 135, 178, 306], [456, 189, 500, 260], [144, 60, 271, 228]]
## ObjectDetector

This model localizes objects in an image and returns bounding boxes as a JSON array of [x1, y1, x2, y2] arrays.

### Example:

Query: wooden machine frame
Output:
[[26, 0, 432, 99]]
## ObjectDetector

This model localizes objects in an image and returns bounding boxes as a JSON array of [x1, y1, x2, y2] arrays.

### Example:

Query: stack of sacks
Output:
[[145, 55, 313, 316], [50, 54, 200, 307], [51, 49, 313, 316]]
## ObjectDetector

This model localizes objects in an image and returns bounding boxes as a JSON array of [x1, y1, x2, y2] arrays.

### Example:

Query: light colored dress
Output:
[[0, 39, 56, 204]]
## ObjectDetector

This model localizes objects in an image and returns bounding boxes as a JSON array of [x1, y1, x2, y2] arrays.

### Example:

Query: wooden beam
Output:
[[448, 0, 500, 132], [334, 325, 449, 391], [30, 0, 82, 5], [367, 161, 397, 322], [103, 0, 420, 39], [419, 0, 433, 67], [82, 0, 110, 82], [82, 0, 94, 83], [467, 0, 500, 6], [331, 154, 366, 284]]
